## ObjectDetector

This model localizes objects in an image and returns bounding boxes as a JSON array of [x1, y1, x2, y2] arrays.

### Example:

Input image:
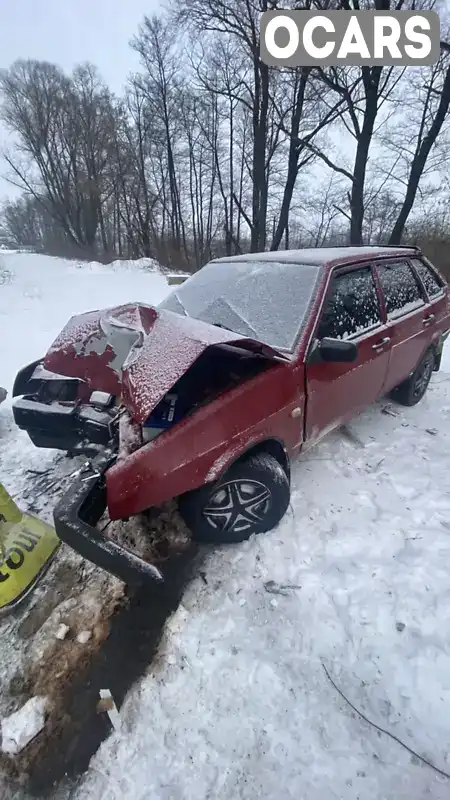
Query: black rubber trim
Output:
[[53, 453, 164, 587], [12, 359, 42, 397]]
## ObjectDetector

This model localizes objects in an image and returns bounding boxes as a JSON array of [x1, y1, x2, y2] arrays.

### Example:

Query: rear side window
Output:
[[410, 258, 444, 298], [377, 261, 424, 319], [318, 266, 381, 340]]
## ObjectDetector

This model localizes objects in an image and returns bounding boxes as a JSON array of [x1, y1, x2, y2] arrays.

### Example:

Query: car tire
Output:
[[391, 347, 435, 407], [178, 453, 291, 544]]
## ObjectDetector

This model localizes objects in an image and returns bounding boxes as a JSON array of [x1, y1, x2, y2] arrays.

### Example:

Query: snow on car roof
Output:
[[211, 246, 418, 267]]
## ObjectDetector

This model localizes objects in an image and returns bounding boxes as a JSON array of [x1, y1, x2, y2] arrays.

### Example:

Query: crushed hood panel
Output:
[[44, 303, 289, 423]]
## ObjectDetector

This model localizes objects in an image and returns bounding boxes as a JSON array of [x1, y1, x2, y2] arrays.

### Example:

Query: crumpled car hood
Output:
[[43, 303, 289, 423]]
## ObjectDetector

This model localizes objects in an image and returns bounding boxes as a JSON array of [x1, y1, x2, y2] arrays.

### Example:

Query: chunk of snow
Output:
[[1, 696, 47, 755], [77, 630, 92, 644], [55, 623, 70, 640], [99, 690, 121, 730]]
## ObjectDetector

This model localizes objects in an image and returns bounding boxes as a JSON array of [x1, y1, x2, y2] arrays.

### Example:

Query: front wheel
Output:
[[178, 453, 291, 544], [391, 348, 435, 407]]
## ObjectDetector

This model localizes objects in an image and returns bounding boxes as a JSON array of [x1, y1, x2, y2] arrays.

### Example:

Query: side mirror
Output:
[[319, 337, 358, 363]]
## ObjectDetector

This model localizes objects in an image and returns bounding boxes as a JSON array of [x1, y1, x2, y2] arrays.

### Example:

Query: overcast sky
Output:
[[0, 0, 161, 200]]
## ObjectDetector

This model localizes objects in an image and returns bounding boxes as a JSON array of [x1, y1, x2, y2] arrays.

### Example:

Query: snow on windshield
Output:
[[158, 260, 323, 351]]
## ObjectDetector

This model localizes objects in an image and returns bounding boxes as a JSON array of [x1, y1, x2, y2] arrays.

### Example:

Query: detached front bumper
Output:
[[13, 396, 115, 453], [53, 454, 164, 587]]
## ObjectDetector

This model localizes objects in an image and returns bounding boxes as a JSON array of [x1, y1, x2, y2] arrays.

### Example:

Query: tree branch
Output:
[[322, 662, 450, 782]]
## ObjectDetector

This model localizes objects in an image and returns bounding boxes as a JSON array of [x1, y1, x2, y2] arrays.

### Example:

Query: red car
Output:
[[12, 246, 450, 584]]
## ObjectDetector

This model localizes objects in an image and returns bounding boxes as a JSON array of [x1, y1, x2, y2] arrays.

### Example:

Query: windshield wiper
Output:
[[212, 322, 235, 332], [173, 291, 188, 316]]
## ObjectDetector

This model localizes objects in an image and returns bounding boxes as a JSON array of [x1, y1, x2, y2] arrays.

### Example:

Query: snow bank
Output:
[[85, 256, 162, 273], [0, 252, 170, 403]]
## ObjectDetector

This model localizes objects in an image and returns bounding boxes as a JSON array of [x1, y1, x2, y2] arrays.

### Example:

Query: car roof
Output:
[[211, 246, 420, 268]]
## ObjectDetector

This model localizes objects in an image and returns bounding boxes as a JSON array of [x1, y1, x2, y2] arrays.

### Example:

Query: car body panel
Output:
[[370, 258, 429, 393], [373, 257, 450, 394], [305, 323, 391, 444], [304, 260, 389, 443], [381, 303, 431, 393], [107, 362, 304, 519], [43, 303, 290, 424]]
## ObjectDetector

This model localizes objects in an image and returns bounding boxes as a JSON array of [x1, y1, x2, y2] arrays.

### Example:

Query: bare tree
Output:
[[132, 15, 189, 261], [176, 0, 275, 251], [2, 5, 450, 265], [286, 0, 444, 244], [0, 60, 118, 253], [388, 54, 450, 243]]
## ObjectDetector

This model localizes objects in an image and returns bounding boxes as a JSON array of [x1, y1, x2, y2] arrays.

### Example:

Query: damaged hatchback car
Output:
[[12, 246, 450, 585]]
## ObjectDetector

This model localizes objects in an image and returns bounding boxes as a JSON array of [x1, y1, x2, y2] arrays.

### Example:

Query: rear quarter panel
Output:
[[107, 361, 304, 519]]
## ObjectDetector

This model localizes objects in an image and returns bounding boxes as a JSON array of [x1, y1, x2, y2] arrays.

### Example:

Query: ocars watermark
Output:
[[260, 11, 440, 66]]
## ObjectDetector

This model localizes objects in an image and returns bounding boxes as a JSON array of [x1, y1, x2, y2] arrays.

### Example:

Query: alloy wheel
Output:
[[203, 479, 271, 535]]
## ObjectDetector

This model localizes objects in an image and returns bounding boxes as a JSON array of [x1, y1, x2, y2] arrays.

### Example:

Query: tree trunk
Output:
[[251, 59, 269, 252], [349, 69, 381, 245]]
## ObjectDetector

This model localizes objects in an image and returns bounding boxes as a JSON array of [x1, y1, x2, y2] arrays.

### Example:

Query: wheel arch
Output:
[[421, 341, 439, 374], [236, 439, 291, 482], [206, 437, 291, 486]]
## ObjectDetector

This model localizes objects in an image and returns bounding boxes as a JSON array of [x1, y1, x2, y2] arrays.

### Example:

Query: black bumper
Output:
[[13, 396, 114, 453], [53, 454, 164, 587]]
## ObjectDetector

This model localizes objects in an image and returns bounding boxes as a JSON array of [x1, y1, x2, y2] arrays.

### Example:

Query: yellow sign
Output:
[[0, 484, 60, 611]]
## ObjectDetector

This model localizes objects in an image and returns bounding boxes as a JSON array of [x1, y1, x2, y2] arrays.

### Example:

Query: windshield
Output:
[[158, 259, 323, 352]]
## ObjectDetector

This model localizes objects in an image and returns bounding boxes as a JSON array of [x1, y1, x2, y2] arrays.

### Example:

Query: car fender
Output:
[[106, 364, 301, 520], [203, 435, 290, 485]]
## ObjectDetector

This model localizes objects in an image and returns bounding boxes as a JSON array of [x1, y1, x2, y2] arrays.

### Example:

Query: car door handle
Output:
[[372, 337, 391, 350], [423, 314, 435, 325]]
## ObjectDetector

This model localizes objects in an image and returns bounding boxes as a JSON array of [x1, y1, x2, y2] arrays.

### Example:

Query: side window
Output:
[[318, 266, 382, 340], [410, 258, 444, 299], [377, 260, 424, 319]]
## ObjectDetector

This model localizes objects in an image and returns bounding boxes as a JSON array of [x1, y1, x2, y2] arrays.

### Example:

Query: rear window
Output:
[[410, 258, 444, 298], [376, 260, 425, 319]]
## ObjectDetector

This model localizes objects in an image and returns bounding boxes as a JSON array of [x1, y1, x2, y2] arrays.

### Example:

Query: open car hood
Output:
[[43, 303, 290, 423]]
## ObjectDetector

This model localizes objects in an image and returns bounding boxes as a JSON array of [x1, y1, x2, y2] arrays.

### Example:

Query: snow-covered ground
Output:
[[77, 370, 450, 796], [1, 250, 450, 798]]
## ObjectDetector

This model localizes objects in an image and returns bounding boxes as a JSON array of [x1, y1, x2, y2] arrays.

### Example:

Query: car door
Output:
[[374, 259, 429, 394], [304, 263, 391, 445]]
